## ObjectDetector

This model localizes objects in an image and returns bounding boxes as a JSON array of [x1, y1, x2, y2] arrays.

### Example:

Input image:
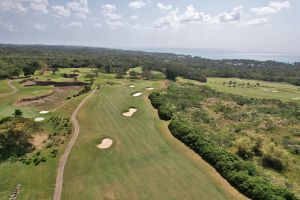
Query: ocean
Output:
[[127, 48, 300, 63]]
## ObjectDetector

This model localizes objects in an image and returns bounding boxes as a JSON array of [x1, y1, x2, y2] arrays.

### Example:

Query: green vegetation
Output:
[[206, 78, 300, 102], [61, 79, 244, 200], [149, 82, 300, 199]]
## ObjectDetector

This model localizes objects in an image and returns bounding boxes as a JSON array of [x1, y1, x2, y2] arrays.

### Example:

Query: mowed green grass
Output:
[[0, 80, 12, 94], [206, 77, 300, 102], [36, 68, 94, 82], [62, 80, 244, 200], [0, 80, 52, 119]]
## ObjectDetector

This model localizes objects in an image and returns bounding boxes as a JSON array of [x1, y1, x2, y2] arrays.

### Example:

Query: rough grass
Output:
[[207, 77, 300, 102], [62, 80, 245, 200]]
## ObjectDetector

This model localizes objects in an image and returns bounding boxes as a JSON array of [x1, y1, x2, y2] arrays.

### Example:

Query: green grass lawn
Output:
[[206, 77, 300, 102], [62, 79, 245, 200], [35, 68, 94, 83], [0, 80, 52, 119], [0, 80, 12, 95]]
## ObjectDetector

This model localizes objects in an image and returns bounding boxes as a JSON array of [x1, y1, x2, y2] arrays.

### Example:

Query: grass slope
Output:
[[62, 80, 245, 200], [207, 77, 300, 102]]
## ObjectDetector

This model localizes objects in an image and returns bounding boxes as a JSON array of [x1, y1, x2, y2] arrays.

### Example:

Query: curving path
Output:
[[53, 90, 96, 200], [0, 79, 18, 97]]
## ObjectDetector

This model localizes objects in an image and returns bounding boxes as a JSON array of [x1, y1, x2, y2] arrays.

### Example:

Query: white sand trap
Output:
[[291, 97, 300, 100], [129, 85, 135, 88], [133, 92, 142, 97], [272, 90, 279, 93], [123, 108, 138, 117], [34, 117, 45, 122], [262, 88, 270, 92], [39, 111, 49, 114], [146, 87, 154, 91], [97, 138, 113, 149]]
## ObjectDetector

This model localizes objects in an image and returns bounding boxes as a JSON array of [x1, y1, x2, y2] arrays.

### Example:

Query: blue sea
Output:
[[127, 48, 300, 63]]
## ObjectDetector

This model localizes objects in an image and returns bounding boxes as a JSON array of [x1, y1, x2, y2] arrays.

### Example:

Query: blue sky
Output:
[[0, 0, 299, 52]]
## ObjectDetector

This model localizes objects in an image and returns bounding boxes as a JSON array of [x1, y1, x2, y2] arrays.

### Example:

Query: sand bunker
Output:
[[272, 90, 279, 93], [146, 87, 154, 91], [34, 117, 45, 122], [97, 138, 113, 149], [129, 85, 135, 88], [122, 108, 138, 117], [262, 88, 270, 92], [291, 97, 300, 100], [39, 111, 49, 114], [133, 92, 142, 97]]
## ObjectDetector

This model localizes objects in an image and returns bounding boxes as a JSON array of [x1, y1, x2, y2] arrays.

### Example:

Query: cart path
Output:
[[53, 90, 96, 200]]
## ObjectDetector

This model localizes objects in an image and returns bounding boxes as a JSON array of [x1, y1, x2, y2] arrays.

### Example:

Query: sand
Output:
[[133, 92, 142, 97], [97, 138, 113, 149], [272, 90, 279, 93], [122, 108, 138, 117], [146, 87, 154, 91], [291, 97, 300, 100], [40, 111, 49, 114], [129, 85, 135, 88], [34, 117, 45, 122], [262, 88, 270, 92]]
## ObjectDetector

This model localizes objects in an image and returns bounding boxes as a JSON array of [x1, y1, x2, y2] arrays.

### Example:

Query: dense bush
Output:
[[149, 92, 173, 120], [168, 120, 296, 200]]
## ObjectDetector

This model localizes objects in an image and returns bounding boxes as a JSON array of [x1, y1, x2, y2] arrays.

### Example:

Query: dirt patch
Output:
[[16, 86, 83, 110], [133, 92, 142, 97], [97, 138, 113, 149], [34, 117, 45, 122], [122, 108, 138, 117], [32, 133, 48, 149]]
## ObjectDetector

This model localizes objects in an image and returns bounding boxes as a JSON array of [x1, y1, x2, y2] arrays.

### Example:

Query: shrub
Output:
[[167, 120, 296, 200]]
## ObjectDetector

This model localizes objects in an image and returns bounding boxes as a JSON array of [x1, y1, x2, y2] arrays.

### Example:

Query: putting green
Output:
[[62, 80, 245, 200]]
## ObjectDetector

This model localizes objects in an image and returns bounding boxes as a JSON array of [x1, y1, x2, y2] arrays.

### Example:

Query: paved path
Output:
[[53, 90, 96, 200], [0, 79, 18, 97]]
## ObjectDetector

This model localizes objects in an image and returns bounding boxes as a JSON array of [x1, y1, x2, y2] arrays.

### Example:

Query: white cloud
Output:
[[128, 1, 146, 9], [154, 5, 245, 29], [29, 0, 48, 14], [180, 5, 212, 23], [154, 8, 180, 29], [101, 4, 121, 20], [67, 0, 89, 18], [0, 1, 27, 14], [69, 21, 83, 28], [157, 3, 172, 11], [242, 18, 268, 26], [251, 1, 290, 15], [94, 23, 102, 28], [32, 23, 47, 31], [105, 20, 124, 29], [217, 6, 243, 22], [52, 5, 70, 18], [131, 15, 139, 20], [0, 20, 17, 32], [101, 4, 125, 29]]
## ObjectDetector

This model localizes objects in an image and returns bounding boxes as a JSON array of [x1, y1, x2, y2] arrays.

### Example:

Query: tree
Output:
[[142, 68, 151, 80], [105, 64, 111, 74], [165, 69, 177, 81], [85, 73, 96, 84], [13, 109, 23, 117], [129, 70, 138, 79], [23, 66, 35, 77], [72, 69, 80, 75], [50, 68, 59, 75], [115, 68, 126, 79]]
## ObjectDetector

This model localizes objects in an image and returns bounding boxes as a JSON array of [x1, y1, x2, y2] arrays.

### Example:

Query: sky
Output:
[[0, 0, 299, 53]]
